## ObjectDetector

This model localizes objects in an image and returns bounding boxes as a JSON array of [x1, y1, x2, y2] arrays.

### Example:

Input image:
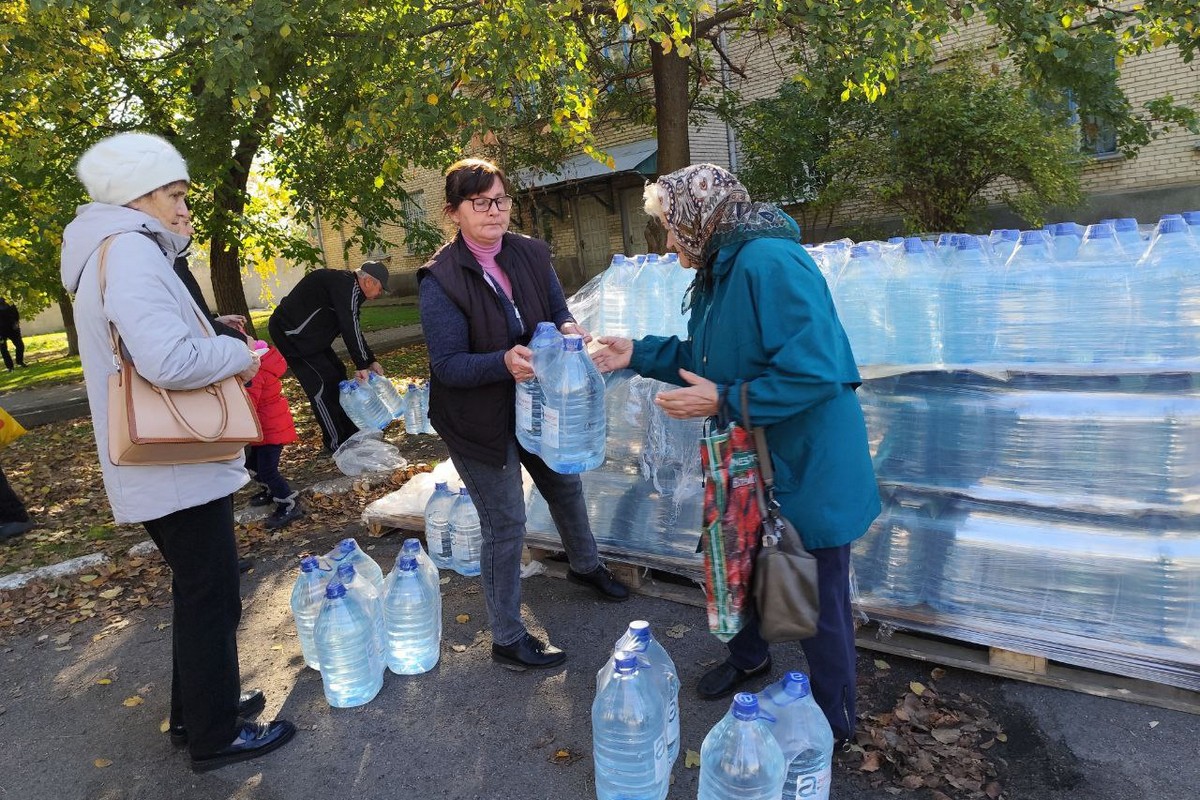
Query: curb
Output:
[[0, 470, 402, 591]]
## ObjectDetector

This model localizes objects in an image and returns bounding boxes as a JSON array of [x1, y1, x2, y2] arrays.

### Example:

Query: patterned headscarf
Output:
[[653, 163, 800, 268]]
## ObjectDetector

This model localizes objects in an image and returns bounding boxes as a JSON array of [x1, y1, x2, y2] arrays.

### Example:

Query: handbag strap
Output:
[[740, 382, 806, 551]]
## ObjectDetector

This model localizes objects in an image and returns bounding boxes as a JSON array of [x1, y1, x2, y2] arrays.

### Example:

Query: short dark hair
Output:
[[443, 158, 510, 213]]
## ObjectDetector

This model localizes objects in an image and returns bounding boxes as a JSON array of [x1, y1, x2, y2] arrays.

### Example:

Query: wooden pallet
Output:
[[855, 621, 1200, 715]]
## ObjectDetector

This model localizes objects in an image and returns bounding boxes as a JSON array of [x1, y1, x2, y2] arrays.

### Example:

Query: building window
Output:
[[1064, 89, 1119, 157], [403, 191, 426, 256]]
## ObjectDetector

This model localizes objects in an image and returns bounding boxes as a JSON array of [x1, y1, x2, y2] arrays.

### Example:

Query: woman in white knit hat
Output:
[[60, 132, 295, 771]]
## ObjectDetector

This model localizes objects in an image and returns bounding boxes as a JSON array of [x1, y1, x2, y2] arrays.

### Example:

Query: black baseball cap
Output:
[[360, 261, 390, 292]]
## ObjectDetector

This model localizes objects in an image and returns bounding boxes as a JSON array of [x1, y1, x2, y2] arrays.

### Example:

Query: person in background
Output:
[[245, 341, 303, 530], [591, 163, 880, 743], [0, 465, 34, 542], [172, 245, 250, 341], [268, 261, 389, 452], [417, 157, 629, 670], [0, 298, 25, 371], [61, 131, 295, 770]]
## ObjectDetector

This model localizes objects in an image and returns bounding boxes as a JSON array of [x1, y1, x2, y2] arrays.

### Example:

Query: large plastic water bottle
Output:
[[335, 562, 384, 667], [632, 253, 673, 337], [365, 372, 405, 419], [596, 621, 680, 766], [400, 537, 442, 639], [326, 538, 384, 591], [1132, 215, 1200, 361], [600, 254, 639, 336], [1060, 224, 1134, 364], [698, 693, 786, 800], [591, 651, 671, 800], [449, 488, 482, 576], [940, 236, 997, 363], [1114, 217, 1147, 259], [313, 581, 384, 708], [664, 253, 692, 338], [758, 672, 835, 800], [516, 321, 563, 454], [831, 245, 890, 366], [418, 382, 436, 434], [423, 481, 458, 569], [886, 237, 943, 365], [338, 380, 371, 430], [289, 555, 331, 670], [1051, 221, 1084, 261], [988, 229, 1020, 265], [402, 382, 424, 434], [540, 334, 606, 473], [381, 554, 440, 674]]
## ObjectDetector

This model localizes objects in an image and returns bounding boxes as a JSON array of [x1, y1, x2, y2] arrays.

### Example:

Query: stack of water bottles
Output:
[[338, 374, 403, 431], [421, 481, 482, 577], [824, 211, 1200, 690], [288, 536, 442, 708], [402, 380, 436, 435], [514, 324, 607, 474], [522, 255, 707, 578]]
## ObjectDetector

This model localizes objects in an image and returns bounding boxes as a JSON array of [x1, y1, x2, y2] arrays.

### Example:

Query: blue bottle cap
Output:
[[1000, 229, 1020, 241], [336, 563, 356, 580], [903, 237, 926, 253], [888, 236, 904, 244], [459, 487, 470, 497], [535, 321, 558, 335], [402, 538, 421, 554], [613, 651, 638, 673], [435, 481, 448, 491], [731, 693, 760, 720], [849, 244, 871, 258], [398, 555, 418, 571], [1182, 211, 1200, 224], [1158, 217, 1187, 234], [627, 620, 651, 640], [1115, 217, 1139, 232], [782, 671, 812, 698], [1085, 224, 1114, 239], [325, 581, 347, 599], [562, 334, 584, 352], [1018, 230, 1044, 245], [337, 538, 357, 554], [299, 555, 319, 572], [957, 236, 981, 250]]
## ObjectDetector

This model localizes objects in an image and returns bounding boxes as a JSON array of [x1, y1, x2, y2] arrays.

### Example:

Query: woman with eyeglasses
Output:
[[416, 157, 629, 671]]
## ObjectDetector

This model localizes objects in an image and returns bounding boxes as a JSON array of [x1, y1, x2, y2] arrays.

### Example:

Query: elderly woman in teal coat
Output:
[[592, 163, 880, 743]]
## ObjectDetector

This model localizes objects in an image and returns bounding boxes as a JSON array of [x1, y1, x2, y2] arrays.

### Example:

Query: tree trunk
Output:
[[56, 289, 78, 357], [651, 38, 692, 175], [208, 127, 263, 339]]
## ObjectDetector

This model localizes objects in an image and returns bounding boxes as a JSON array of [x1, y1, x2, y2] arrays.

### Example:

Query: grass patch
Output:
[[0, 355, 83, 392]]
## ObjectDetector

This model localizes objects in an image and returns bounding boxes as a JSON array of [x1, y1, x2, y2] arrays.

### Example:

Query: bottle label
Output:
[[791, 766, 832, 800], [516, 391, 533, 431], [542, 406, 560, 448]]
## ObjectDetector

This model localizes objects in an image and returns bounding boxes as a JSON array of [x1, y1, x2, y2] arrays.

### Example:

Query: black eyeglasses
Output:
[[468, 195, 514, 212]]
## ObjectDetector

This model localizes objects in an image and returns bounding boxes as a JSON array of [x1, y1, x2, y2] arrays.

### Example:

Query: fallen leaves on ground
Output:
[[846, 668, 1006, 799]]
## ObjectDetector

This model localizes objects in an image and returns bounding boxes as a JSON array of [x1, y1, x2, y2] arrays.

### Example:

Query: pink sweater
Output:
[[463, 234, 512, 300]]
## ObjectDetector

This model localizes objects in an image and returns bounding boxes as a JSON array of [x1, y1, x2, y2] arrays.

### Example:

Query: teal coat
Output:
[[629, 236, 881, 550]]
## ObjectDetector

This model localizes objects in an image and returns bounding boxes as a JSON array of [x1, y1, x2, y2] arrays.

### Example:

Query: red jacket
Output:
[[247, 347, 298, 445]]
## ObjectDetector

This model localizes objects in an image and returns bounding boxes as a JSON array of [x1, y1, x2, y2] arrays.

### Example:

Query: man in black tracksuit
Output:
[[268, 262, 389, 451]]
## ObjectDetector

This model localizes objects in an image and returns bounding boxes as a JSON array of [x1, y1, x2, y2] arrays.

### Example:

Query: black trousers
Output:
[[0, 328, 24, 370], [0, 466, 28, 523], [725, 543, 858, 742], [142, 495, 242, 756], [269, 319, 357, 452]]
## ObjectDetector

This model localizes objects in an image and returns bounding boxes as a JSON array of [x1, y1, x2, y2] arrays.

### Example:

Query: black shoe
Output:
[[567, 563, 630, 602], [237, 557, 254, 574], [0, 520, 34, 542], [491, 633, 567, 670], [248, 489, 273, 507], [190, 718, 296, 772], [264, 502, 303, 530], [696, 657, 773, 700], [169, 689, 267, 747]]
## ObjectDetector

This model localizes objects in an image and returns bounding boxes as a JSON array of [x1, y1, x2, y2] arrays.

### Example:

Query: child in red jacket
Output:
[[246, 341, 303, 529]]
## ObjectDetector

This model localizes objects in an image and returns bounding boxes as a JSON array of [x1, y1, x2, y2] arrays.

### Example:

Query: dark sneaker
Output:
[[0, 520, 34, 542], [696, 657, 773, 700], [567, 563, 630, 602], [248, 489, 273, 507], [491, 633, 567, 670], [264, 503, 303, 530], [169, 689, 267, 746], [190, 718, 296, 772]]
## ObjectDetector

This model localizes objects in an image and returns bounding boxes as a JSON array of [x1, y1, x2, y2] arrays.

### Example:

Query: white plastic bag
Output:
[[333, 430, 407, 476]]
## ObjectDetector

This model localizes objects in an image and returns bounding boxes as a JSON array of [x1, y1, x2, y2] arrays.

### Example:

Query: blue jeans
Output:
[[448, 439, 601, 646], [726, 544, 857, 741]]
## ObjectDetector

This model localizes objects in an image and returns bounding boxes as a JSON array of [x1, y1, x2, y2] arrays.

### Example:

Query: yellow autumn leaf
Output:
[[909, 681, 926, 696], [94, 758, 112, 768], [873, 659, 890, 670], [555, 749, 570, 759], [123, 695, 144, 707], [684, 749, 701, 768], [96, 678, 112, 685], [99, 588, 123, 600], [456, 614, 470, 623], [280, 23, 291, 38], [160, 718, 170, 733], [79, 574, 99, 583], [426, 93, 439, 105]]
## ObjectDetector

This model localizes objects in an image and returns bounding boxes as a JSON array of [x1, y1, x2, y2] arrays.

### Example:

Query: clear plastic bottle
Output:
[[886, 237, 943, 366], [313, 581, 383, 708], [356, 378, 392, 430], [1060, 224, 1134, 364], [1114, 217, 1147, 259], [596, 621, 680, 767], [449, 487, 482, 577], [591, 651, 670, 800], [1132, 215, 1200, 361], [940, 236, 997, 364], [1051, 221, 1084, 261], [366, 372, 405, 419], [335, 562, 384, 668], [516, 321, 563, 455], [381, 554, 440, 675], [338, 380, 371, 431], [987, 229, 1020, 265], [600, 254, 639, 337], [403, 381, 422, 434], [632, 253, 672, 337], [423, 481, 458, 569], [540, 334, 607, 474], [418, 382, 436, 434], [325, 537, 384, 591], [399, 537, 442, 639], [698, 692, 786, 800], [758, 672, 835, 800], [831, 245, 890, 367], [289, 555, 331, 670]]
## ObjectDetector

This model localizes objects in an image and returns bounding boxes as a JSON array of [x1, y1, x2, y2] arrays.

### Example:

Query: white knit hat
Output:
[[75, 132, 190, 206]]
